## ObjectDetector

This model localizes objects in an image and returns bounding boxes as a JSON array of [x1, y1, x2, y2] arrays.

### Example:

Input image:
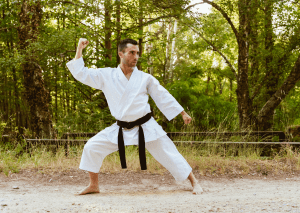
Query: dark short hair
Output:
[[118, 38, 138, 52]]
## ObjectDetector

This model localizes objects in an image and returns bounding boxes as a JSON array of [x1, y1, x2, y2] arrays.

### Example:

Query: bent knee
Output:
[[83, 140, 96, 152], [82, 140, 117, 155]]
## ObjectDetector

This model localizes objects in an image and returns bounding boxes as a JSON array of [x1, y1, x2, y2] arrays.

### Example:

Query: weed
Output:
[[1, 139, 300, 178]]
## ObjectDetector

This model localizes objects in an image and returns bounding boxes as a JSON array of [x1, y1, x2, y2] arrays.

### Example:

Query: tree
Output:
[[188, 0, 300, 130], [17, 0, 52, 137]]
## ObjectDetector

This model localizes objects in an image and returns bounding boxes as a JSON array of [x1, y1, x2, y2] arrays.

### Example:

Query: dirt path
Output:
[[0, 170, 300, 213]]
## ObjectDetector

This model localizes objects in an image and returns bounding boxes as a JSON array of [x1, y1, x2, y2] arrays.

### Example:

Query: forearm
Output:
[[181, 110, 187, 115], [75, 48, 83, 60]]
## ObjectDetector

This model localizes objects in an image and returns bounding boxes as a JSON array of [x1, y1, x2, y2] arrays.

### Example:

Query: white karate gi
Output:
[[66, 57, 192, 181]]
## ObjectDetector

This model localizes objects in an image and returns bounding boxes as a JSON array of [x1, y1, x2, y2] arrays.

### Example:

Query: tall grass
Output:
[[1, 140, 300, 177], [1, 107, 300, 177]]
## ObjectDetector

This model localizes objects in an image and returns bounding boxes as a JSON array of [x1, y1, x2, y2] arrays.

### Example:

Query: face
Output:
[[119, 44, 139, 67]]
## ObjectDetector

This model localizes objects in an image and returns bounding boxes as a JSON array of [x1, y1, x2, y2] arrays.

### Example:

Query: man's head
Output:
[[118, 39, 139, 68]]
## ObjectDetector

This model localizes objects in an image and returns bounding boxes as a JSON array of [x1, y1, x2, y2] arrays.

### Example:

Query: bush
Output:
[[165, 79, 237, 131]]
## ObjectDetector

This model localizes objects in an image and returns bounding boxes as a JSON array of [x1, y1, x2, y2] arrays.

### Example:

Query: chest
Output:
[[103, 69, 148, 98], [125, 72, 132, 81]]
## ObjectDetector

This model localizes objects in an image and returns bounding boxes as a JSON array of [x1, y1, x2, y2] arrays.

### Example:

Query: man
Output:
[[66, 38, 203, 195]]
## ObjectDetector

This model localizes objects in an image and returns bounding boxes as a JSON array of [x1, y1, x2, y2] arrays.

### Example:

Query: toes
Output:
[[78, 190, 99, 195], [193, 184, 204, 195], [77, 186, 100, 195], [193, 190, 203, 195]]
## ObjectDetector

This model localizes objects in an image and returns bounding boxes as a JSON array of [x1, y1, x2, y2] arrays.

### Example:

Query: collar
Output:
[[117, 65, 137, 82]]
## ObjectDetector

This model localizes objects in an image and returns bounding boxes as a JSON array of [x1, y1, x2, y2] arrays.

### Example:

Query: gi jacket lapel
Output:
[[117, 66, 140, 120], [117, 65, 129, 87]]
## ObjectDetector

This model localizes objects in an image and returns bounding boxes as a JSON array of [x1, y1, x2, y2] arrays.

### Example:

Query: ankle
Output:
[[89, 183, 99, 188], [192, 180, 198, 187]]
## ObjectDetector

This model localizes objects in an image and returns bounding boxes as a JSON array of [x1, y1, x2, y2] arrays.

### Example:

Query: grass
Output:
[[1, 139, 300, 177]]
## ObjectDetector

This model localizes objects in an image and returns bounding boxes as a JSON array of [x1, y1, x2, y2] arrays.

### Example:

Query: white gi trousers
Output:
[[79, 135, 192, 182]]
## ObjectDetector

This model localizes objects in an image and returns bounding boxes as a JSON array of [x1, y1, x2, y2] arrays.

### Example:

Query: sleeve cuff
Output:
[[66, 56, 83, 65], [165, 106, 184, 121], [66, 57, 84, 71]]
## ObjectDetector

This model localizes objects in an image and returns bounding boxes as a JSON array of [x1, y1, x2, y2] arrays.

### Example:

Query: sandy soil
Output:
[[0, 169, 300, 213]]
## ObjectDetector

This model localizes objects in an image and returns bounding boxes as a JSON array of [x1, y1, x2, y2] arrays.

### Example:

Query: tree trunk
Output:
[[2, 9, 8, 122], [116, 0, 121, 66], [137, 0, 143, 70], [219, 79, 225, 95], [12, 67, 22, 134], [236, 0, 252, 130], [169, 20, 177, 82], [203, 0, 300, 131], [146, 16, 153, 75], [18, 0, 52, 138], [257, 54, 300, 129], [104, 0, 112, 66], [205, 74, 211, 95], [260, 0, 276, 130], [264, 0, 276, 99], [3, 75, 8, 121], [164, 21, 171, 83], [248, 1, 260, 121], [248, 0, 259, 87], [229, 78, 233, 102]]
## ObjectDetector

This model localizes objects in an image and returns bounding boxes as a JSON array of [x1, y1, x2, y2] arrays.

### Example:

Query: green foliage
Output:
[[165, 77, 237, 131], [54, 105, 115, 136], [273, 86, 300, 130], [0, 124, 6, 144], [1, 0, 300, 137]]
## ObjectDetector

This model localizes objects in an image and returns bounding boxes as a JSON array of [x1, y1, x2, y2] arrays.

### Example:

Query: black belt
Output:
[[117, 113, 152, 170]]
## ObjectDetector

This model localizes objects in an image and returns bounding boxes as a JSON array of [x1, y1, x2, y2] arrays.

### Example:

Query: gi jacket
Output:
[[66, 57, 184, 145]]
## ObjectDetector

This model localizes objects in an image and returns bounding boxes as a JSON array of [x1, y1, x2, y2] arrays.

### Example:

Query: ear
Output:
[[118, 51, 124, 58]]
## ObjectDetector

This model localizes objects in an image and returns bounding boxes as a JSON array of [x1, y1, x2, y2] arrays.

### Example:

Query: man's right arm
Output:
[[66, 38, 104, 90], [75, 38, 89, 60]]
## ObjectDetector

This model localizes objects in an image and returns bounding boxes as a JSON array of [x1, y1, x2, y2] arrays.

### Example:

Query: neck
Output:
[[120, 63, 134, 75]]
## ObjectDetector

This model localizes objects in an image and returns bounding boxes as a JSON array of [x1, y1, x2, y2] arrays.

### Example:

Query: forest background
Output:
[[1, 0, 300, 139]]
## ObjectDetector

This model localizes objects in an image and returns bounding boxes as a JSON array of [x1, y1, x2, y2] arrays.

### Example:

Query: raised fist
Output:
[[77, 38, 89, 50]]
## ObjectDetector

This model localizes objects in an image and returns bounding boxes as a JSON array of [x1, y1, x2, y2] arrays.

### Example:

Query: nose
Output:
[[135, 53, 139, 60]]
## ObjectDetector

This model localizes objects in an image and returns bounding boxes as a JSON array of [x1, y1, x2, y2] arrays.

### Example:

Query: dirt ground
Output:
[[0, 169, 300, 213]]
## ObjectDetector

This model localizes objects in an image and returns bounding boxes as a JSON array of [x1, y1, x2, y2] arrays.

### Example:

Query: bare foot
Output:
[[187, 172, 203, 195], [77, 185, 100, 195], [192, 183, 203, 195]]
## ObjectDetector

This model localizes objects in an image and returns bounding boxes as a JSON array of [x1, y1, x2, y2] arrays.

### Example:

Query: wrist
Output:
[[75, 50, 83, 60], [76, 48, 84, 54]]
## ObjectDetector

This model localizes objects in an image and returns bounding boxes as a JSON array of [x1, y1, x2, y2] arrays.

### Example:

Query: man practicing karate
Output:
[[66, 38, 203, 195]]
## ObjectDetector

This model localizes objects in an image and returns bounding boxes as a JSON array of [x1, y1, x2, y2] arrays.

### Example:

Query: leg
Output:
[[188, 172, 203, 195], [78, 172, 100, 195], [146, 135, 203, 194], [77, 135, 118, 195]]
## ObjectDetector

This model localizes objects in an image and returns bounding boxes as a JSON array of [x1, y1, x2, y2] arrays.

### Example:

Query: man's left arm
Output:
[[181, 111, 192, 124], [147, 75, 191, 124]]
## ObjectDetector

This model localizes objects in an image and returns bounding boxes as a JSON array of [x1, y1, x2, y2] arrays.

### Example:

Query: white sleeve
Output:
[[147, 75, 184, 121], [66, 57, 104, 90]]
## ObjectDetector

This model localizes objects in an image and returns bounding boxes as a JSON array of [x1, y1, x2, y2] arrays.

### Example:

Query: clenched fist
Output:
[[75, 38, 89, 60], [77, 38, 89, 50], [181, 111, 192, 125]]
